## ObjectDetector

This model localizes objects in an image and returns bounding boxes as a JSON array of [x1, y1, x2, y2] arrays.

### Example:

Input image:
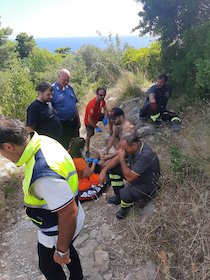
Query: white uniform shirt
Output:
[[31, 176, 85, 248]]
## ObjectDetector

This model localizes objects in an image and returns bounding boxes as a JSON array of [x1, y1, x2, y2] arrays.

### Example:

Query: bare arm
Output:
[[87, 108, 97, 128], [105, 126, 116, 153], [53, 200, 78, 265], [82, 163, 96, 177], [118, 148, 139, 182], [99, 155, 120, 184], [148, 93, 156, 103], [104, 105, 108, 117], [119, 160, 139, 182]]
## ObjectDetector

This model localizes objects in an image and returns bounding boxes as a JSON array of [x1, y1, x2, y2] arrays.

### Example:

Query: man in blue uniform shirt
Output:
[[52, 69, 81, 149]]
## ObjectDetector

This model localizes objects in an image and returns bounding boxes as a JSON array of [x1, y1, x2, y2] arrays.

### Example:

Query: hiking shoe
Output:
[[116, 207, 130, 220], [107, 196, 120, 205]]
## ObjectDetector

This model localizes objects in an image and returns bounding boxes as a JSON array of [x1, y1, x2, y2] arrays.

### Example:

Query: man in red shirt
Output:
[[84, 87, 108, 157]]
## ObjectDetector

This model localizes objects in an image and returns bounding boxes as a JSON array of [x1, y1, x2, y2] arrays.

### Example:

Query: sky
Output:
[[0, 0, 142, 38]]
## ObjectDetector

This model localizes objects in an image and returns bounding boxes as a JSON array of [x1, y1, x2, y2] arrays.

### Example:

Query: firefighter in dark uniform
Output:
[[139, 74, 181, 128], [99, 131, 160, 219]]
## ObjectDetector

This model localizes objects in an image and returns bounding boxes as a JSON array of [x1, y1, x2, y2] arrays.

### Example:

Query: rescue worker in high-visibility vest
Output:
[[139, 73, 181, 129], [0, 117, 84, 280], [99, 130, 160, 220]]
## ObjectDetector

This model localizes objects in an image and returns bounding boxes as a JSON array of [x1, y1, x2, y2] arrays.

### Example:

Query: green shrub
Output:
[[169, 144, 201, 178], [0, 66, 35, 121]]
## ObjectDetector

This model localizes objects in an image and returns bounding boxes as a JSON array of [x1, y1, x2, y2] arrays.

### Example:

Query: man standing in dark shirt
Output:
[[26, 82, 62, 142], [139, 74, 181, 128], [99, 131, 160, 219]]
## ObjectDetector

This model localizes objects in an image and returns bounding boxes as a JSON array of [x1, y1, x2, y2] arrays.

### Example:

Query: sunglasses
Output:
[[99, 94, 106, 97]]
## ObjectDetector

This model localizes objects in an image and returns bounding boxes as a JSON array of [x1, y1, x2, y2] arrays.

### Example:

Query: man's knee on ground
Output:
[[119, 187, 134, 203]]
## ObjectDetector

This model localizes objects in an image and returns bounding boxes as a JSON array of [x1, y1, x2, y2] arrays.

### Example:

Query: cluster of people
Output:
[[26, 69, 80, 149], [0, 71, 180, 279]]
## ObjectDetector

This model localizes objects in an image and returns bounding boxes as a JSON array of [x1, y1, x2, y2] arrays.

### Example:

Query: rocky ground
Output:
[[0, 97, 160, 280], [0, 188, 157, 280]]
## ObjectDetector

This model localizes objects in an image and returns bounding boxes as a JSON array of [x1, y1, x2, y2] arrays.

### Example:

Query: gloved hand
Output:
[[95, 127, 102, 133], [85, 157, 93, 163], [92, 158, 99, 164], [102, 116, 108, 126]]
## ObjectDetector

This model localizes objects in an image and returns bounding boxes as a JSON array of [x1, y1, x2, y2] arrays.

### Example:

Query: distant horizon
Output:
[[10, 34, 144, 40], [32, 36, 156, 53]]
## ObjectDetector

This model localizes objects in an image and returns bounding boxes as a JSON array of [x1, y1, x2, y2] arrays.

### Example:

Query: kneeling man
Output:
[[99, 131, 160, 219]]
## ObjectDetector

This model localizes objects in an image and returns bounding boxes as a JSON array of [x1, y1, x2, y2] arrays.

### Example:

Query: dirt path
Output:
[[0, 185, 157, 280], [0, 95, 158, 280]]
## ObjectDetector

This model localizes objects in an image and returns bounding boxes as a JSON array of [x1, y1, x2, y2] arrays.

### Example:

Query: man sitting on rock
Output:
[[99, 131, 160, 219], [139, 73, 181, 129], [97, 107, 135, 167]]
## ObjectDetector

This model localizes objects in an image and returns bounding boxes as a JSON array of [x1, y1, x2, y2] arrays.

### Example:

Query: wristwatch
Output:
[[55, 248, 70, 257]]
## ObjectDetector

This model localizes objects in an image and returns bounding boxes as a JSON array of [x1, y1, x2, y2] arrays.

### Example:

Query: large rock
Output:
[[120, 98, 141, 114], [94, 249, 110, 273], [0, 157, 23, 183], [135, 261, 157, 280], [127, 113, 140, 125], [137, 125, 155, 138], [124, 261, 157, 280]]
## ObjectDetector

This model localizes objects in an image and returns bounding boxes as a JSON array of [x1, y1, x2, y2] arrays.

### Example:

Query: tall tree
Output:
[[16, 32, 36, 59], [55, 47, 71, 55], [135, 0, 210, 42], [0, 24, 17, 70], [134, 0, 210, 71], [0, 26, 13, 46], [0, 65, 35, 121]]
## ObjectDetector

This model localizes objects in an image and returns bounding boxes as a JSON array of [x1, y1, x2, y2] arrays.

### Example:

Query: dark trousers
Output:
[[38, 242, 83, 280], [139, 100, 179, 122], [109, 165, 157, 206], [61, 118, 80, 149]]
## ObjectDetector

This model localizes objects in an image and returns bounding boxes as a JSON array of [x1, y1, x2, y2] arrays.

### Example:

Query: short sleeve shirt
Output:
[[32, 176, 85, 248], [128, 143, 160, 186], [26, 100, 62, 142], [52, 82, 78, 121], [84, 97, 106, 126], [147, 84, 172, 109]]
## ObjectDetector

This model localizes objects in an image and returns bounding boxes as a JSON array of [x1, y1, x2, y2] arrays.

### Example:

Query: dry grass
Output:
[[116, 103, 210, 280], [1, 71, 210, 279], [106, 70, 149, 104]]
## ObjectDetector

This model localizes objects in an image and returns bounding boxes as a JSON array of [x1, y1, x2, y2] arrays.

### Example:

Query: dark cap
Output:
[[109, 107, 124, 119]]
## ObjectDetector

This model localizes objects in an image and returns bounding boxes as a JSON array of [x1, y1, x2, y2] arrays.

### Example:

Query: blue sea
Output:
[[34, 36, 156, 53]]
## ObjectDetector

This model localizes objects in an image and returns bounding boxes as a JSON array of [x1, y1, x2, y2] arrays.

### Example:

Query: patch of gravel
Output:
[[0, 186, 157, 280]]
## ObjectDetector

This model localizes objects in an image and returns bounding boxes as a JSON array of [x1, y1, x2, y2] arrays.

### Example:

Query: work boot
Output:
[[116, 207, 130, 220], [107, 196, 120, 205], [153, 119, 162, 127]]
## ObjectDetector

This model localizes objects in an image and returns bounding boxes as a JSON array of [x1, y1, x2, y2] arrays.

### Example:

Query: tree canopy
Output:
[[16, 32, 36, 59], [135, 0, 210, 43]]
